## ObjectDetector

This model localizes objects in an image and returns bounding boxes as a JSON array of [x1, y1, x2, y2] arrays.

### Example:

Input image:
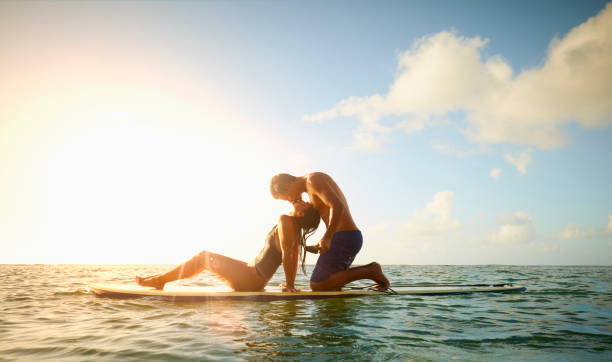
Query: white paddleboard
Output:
[[88, 283, 526, 302]]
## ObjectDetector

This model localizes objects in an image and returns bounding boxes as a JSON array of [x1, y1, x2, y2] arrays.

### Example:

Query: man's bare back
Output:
[[303, 172, 358, 233]]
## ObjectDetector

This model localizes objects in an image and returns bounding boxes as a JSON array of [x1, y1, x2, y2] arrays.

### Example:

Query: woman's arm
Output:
[[277, 214, 300, 292]]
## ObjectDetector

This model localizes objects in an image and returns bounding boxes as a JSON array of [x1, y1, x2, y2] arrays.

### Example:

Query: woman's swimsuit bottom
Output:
[[253, 226, 282, 280], [310, 230, 363, 283]]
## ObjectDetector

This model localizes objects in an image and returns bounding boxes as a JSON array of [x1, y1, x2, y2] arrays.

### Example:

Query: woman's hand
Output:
[[280, 283, 300, 293]]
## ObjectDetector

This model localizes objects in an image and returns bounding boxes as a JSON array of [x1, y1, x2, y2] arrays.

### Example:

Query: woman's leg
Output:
[[136, 250, 267, 291]]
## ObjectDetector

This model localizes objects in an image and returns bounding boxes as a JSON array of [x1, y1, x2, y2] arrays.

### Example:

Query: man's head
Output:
[[270, 173, 300, 201]]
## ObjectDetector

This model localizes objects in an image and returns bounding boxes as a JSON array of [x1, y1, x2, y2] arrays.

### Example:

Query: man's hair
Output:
[[270, 173, 297, 196]]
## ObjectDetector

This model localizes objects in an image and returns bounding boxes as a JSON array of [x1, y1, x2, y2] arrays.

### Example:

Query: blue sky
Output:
[[0, 1, 610, 264]]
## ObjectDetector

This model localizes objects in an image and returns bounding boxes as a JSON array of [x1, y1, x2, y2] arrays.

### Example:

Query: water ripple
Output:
[[0, 265, 611, 361]]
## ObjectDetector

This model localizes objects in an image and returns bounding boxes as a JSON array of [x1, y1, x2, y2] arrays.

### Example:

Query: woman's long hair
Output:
[[295, 206, 321, 275]]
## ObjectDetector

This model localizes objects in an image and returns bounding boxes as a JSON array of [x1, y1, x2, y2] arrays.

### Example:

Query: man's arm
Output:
[[309, 175, 345, 254], [277, 215, 300, 292]]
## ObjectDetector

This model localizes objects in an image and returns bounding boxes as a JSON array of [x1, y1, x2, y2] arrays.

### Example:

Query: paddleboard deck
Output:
[[88, 283, 526, 302]]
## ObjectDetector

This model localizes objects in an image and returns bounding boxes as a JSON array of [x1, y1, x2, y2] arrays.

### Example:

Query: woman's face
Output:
[[290, 201, 311, 218]]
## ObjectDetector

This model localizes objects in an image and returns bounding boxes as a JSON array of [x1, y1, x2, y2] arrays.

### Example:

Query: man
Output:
[[270, 172, 389, 291]]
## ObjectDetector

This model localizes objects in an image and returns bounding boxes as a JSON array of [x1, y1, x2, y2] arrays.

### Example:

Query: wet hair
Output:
[[270, 173, 297, 197], [294, 206, 321, 275]]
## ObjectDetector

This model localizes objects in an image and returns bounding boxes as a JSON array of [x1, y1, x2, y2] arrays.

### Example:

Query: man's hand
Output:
[[280, 283, 300, 293], [318, 236, 332, 254]]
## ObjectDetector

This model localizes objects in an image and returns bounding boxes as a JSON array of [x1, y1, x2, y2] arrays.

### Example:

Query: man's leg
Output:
[[310, 230, 390, 291], [310, 262, 389, 291]]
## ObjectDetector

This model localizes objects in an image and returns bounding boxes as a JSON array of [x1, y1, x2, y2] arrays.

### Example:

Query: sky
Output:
[[1, 0, 611, 265]]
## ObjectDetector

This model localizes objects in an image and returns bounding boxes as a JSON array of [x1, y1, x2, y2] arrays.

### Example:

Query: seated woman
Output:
[[135, 205, 320, 292]]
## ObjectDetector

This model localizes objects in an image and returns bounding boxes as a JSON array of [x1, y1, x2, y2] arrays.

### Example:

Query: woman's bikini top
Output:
[[253, 226, 282, 280]]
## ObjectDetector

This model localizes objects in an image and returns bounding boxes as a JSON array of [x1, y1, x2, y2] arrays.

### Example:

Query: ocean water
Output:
[[0, 265, 610, 361]]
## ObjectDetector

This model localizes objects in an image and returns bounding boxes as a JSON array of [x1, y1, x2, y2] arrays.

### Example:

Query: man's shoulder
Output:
[[305, 172, 331, 185], [306, 171, 330, 180]]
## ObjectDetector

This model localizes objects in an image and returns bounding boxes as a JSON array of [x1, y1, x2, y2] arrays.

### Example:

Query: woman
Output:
[[135, 204, 320, 292]]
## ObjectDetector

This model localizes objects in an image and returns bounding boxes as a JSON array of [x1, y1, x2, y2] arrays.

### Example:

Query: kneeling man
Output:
[[270, 172, 389, 291]]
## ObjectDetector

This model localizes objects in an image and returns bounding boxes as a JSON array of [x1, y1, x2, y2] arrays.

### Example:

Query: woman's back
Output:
[[253, 226, 282, 280]]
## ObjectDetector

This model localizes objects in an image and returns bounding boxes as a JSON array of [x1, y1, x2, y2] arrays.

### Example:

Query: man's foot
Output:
[[135, 275, 166, 290], [367, 262, 390, 291]]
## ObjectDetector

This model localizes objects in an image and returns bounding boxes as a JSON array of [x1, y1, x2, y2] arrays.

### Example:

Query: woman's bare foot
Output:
[[368, 262, 390, 291], [135, 275, 166, 290]]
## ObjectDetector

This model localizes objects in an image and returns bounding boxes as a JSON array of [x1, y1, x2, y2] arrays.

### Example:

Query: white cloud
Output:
[[304, 3, 612, 150], [606, 213, 612, 234], [504, 148, 533, 174], [348, 117, 425, 151], [397, 118, 426, 134], [432, 143, 453, 154], [558, 222, 594, 239], [490, 211, 535, 244], [490, 168, 502, 179], [403, 191, 462, 236], [348, 123, 390, 152]]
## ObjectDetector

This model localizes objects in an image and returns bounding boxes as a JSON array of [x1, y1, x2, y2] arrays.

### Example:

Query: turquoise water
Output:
[[1, 265, 610, 361]]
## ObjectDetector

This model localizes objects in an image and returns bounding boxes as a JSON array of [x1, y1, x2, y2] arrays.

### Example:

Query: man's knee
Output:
[[310, 281, 325, 291]]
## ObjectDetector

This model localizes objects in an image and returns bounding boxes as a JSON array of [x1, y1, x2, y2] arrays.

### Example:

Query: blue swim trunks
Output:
[[310, 230, 363, 283]]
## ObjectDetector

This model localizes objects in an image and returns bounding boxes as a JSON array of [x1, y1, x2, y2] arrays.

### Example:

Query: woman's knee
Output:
[[195, 250, 216, 267]]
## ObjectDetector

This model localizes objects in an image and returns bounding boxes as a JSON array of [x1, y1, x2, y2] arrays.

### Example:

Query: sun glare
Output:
[[15, 74, 310, 264], [1, 26, 312, 264], [41, 119, 291, 263]]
